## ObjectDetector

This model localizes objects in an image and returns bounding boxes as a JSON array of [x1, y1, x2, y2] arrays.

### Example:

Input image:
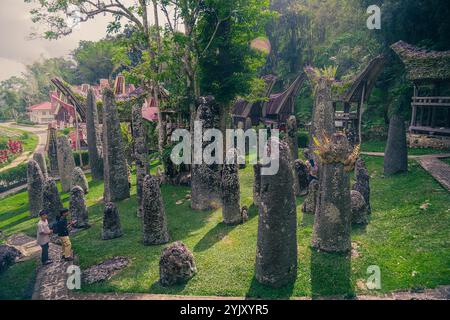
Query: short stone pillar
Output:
[[142, 175, 170, 245], [27, 160, 44, 217], [352, 158, 371, 214], [57, 135, 76, 193], [255, 138, 298, 288], [33, 153, 48, 180], [351, 190, 368, 226], [253, 163, 262, 208], [102, 202, 123, 240], [159, 241, 197, 287], [102, 88, 130, 202], [71, 167, 89, 194], [221, 149, 241, 225], [42, 179, 63, 224], [312, 133, 354, 253], [295, 159, 309, 196], [70, 186, 89, 229], [301, 179, 319, 214]]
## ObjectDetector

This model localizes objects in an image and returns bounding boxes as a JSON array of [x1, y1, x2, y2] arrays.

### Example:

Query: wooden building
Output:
[[332, 55, 386, 143], [391, 41, 450, 137], [231, 73, 305, 130]]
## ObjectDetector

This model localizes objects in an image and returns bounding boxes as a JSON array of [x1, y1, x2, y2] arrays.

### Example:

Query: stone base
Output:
[[408, 133, 450, 150]]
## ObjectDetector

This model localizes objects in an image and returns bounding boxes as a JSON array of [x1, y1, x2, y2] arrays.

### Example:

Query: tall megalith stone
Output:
[[42, 179, 63, 224], [132, 104, 148, 217], [255, 138, 298, 287], [27, 160, 44, 218], [86, 88, 103, 181], [221, 149, 241, 225], [57, 135, 76, 192], [102, 88, 130, 202], [312, 133, 354, 253], [33, 153, 48, 180], [191, 96, 222, 210], [70, 186, 89, 229]]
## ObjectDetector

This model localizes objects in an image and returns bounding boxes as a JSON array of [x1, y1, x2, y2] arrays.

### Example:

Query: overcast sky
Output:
[[0, 0, 171, 82]]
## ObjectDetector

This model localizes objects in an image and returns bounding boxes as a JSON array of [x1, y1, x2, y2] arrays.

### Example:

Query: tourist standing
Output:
[[56, 209, 74, 261], [37, 210, 53, 265]]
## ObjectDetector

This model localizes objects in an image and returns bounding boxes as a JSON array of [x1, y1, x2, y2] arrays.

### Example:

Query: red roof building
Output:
[[28, 102, 54, 124]]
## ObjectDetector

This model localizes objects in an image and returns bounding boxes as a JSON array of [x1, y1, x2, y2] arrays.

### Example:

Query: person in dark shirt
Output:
[[57, 209, 75, 261]]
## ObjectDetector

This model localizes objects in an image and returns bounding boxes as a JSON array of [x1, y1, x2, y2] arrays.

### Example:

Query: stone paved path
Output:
[[417, 157, 450, 192], [6, 233, 450, 301], [361, 152, 450, 192]]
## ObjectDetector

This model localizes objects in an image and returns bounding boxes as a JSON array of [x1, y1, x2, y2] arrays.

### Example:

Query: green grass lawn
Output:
[[361, 140, 444, 156], [0, 156, 449, 299], [0, 126, 38, 169]]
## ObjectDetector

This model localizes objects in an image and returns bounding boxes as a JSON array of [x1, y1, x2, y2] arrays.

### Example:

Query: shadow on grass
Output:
[[193, 222, 239, 252], [193, 204, 259, 253], [301, 212, 315, 227], [1, 215, 32, 232], [310, 249, 354, 299], [245, 275, 295, 300]]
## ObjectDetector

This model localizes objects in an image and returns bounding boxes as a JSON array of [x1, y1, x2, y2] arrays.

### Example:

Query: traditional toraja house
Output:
[[331, 55, 386, 143], [391, 41, 450, 149], [262, 73, 306, 129], [231, 75, 277, 128]]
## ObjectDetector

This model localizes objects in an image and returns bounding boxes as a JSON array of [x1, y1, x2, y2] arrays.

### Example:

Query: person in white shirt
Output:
[[37, 210, 53, 265]]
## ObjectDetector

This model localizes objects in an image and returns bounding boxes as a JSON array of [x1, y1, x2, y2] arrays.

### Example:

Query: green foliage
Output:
[[297, 130, 309, 148], [0, 163, 28, 193], [72, 40, 117, 84], [73, 151, 89, 168]]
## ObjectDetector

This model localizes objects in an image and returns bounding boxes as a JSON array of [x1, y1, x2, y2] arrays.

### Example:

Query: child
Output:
[[37, 210, 53, 265], [56, 209, 75, 261]]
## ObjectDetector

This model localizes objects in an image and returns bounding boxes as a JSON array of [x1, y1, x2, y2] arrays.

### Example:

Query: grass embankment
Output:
[[0, 155, 449, 299]]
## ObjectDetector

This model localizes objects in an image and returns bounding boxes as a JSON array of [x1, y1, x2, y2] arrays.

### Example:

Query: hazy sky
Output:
[[0, 0, 138, 81]]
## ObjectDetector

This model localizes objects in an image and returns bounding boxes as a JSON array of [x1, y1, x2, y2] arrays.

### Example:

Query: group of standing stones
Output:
[[250, 74, 374, 287]]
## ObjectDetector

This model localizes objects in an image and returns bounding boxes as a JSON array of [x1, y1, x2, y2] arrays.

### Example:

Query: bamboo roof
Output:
[[391, 41, 450, 83]]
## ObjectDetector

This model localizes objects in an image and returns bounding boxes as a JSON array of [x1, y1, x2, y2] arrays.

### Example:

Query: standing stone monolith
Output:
[[56, 135, 76, 192], [27, 160, 44, 218], [142, 175, 169, 245], [295, 159, 309, 196], [47, 127, 59, 177], [286, 116, 299, 161], [312, 133, 353, 253], [69, 186, 89, 229], [350, 190, 368, 226], [255, 138, 297, 288], [132, 104, 148, 217], [305, 71, 335, 159], [86, 88, 103, 181], [102, 202, 123, 240], [33, 153, 48, 180], [352, 158, 371, 214], [221, 149, 241, 225], [191, 96, 222, 210], [302, 179, 319, 214], [253, 163, 262, 208], [42, 179, 63, 224], [384, 114, 408, 176], [102, 88, 130, 202], [71, 167, 89, 194]]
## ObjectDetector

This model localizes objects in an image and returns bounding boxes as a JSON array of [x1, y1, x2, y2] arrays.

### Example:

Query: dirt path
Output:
[[0, 122, 48, 173]]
